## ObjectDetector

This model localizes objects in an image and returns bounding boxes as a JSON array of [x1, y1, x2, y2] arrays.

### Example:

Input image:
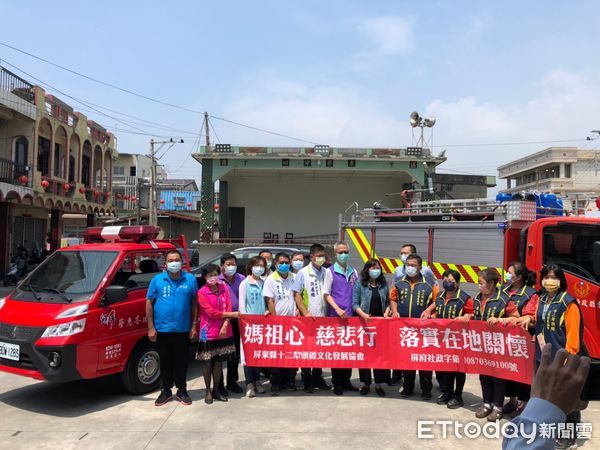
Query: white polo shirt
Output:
[[263, 271, 297, 317]]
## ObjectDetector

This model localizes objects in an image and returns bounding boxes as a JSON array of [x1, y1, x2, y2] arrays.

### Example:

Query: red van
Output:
[[0, 226, 191, 394]]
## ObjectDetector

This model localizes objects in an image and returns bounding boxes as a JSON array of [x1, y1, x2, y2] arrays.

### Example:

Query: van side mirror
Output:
[[102, 285, 128, 306], [592, 242, 600, 275]]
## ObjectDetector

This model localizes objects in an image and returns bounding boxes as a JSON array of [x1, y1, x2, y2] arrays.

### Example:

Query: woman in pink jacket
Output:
[[197, 264, 239, 404]]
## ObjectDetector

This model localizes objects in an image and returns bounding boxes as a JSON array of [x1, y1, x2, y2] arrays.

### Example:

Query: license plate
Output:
[[0, 342, 20, 361]]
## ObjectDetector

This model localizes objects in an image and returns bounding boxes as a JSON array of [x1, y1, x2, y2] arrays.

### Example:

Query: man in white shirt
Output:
[[293, 243, 332, 393], [264, 252, 297, 394]]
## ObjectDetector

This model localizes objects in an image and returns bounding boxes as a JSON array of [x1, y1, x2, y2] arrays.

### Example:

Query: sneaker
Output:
[[487, 408, 503, 422], [437, 393, 452, 405], [315, 378, 332, 390], [447, 395, 464, 409], [246, 384, 256, 398], [389, 374, 403, 386], [421, 392, 432, 401], [333, 384, 344, 396], [359, 385, 370, 396], [227, 382, 244, 394], [475, 404, 493, 419], [154, 389, 173, 407], [175, 389, 192, 405], [375, 386, 386, 397], [400, 388, 412, 398], [254, 382, 266, 394], [555, 437, 577, 449], [502, 399, 518, 414]]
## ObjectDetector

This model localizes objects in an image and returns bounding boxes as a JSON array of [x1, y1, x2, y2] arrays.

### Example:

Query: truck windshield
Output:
[[17, 251, 118, 303], [543, 224, 600, 284]]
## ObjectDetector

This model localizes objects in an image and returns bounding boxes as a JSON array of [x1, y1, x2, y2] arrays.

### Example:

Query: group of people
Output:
[[145, 242, 588, 450]]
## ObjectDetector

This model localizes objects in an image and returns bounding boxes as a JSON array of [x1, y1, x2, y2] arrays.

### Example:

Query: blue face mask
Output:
[[277, 263, 290, 274], [369, 269, 381, 279], [336, 252, 349, 263], [442, 280, 456, 291], [292, 260, 304, 271], [224, 266, 237, 277]]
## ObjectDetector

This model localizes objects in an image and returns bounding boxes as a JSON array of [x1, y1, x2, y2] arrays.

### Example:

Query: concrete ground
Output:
[[0, 362, 599, 450]]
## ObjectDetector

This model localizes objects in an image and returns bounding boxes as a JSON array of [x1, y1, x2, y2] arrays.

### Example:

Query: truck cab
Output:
[[0, 225, 191, 394]]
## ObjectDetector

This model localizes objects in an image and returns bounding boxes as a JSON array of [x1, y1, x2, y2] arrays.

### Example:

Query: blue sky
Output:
[[2, 1, 600, 188]]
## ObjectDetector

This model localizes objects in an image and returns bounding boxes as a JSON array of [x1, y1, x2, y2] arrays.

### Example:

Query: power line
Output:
[[208, 118, 221, 144]]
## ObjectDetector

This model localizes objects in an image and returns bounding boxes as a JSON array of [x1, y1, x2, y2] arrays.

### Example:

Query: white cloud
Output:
[[217, 68, 599, 186], [356, 16, 415, 55]]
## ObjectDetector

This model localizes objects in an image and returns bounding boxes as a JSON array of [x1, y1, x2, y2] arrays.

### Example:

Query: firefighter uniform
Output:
[[391, 275, 436, 398]]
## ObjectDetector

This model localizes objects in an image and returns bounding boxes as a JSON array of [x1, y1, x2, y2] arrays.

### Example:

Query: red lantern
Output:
[[93, 190, 99, 197], [63, 183, 70, 192], [131, 197, 137, 202], [116, 193, 122, 200], [104, 192, 110, 198], [123, 195, 129, 201], [214, 203, 220, 212], [187, 202, 192, 207], [41, 179, 50, 189], [79, 186, 86, 194], [18, 175, 28, 186], [160, 199, 165, 204]]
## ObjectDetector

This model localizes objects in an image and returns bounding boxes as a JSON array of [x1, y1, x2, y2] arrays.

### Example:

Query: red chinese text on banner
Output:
[[239, 316, 535, 385]]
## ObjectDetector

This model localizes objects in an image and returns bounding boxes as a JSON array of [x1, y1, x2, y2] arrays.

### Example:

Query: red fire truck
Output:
[[341, 198, 600, 359], [0, 226, 191, 394]]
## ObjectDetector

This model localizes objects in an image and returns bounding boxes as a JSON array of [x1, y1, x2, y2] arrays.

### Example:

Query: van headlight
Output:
[[42, 319, 86, 338]]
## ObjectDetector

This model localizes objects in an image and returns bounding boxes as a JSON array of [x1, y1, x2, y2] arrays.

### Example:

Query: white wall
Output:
[[227, 173, 407, 240]]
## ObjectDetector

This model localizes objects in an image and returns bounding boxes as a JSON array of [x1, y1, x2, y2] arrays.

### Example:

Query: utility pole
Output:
[[149, 139, 157, 227], [149, 138, 184, 227]]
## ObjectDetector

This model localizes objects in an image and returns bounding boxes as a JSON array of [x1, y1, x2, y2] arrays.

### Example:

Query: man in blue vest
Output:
[[390, 253, 436, 400], [146, 250, 198, 406]]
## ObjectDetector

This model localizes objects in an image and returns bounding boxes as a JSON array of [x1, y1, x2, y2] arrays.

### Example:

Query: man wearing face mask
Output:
[[323, 241, 360, 395], [390, 253, 438, 400], [392, 244, 437, 286], [146, 250, 199, 406], [217, 253, 245, 395], [264, 252, 297, 394], [293, 243, 332, 393], [259, 249, 274, 277]]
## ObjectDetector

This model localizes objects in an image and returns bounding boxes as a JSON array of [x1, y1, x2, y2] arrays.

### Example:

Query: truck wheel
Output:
[[121, 341, 161, 395]]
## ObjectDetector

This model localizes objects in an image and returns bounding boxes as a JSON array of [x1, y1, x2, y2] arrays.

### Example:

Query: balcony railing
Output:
[[0, 67, 35, 104], [0, 157, 32, 187], [40, 177, 76, 197]]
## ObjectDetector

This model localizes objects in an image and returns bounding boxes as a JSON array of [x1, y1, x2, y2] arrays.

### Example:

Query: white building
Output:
[[498, 147, 600, 195]]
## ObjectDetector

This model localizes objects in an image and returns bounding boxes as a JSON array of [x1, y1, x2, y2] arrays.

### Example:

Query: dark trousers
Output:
[[244, 366, 261, 385], [156, 332, 189, 391], [391, 369, 402, 381], [331, 368, 352, 387], [480, 375, 506, 408], [440, 371, 465, 396], [220, 319, 240, 388], [359, 368, 390, 385], [403, 370, 433, 395], [505, 380, 531, 402], [270, 368, 293, 388], [301, 368, 323, 387]]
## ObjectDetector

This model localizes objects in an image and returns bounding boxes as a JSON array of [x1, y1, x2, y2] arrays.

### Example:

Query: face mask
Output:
[[442, 280, 456, 291], [224, 266, 237, 277], [252, 266, 265, 277], [405, 266, 419, 278], [505, 272, 513, 283], [292, 260, 304, 271], [314, 256, 326, 267], [369, 269, 381, 279], [542, 279, 561, 292], [336, 252, 349, 263], [206, 275, 218, 285], [400, 254, 409, 263], [277, 263, 290, 274], [166, 261, 181, 273], [264, 260, 272, 269]]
